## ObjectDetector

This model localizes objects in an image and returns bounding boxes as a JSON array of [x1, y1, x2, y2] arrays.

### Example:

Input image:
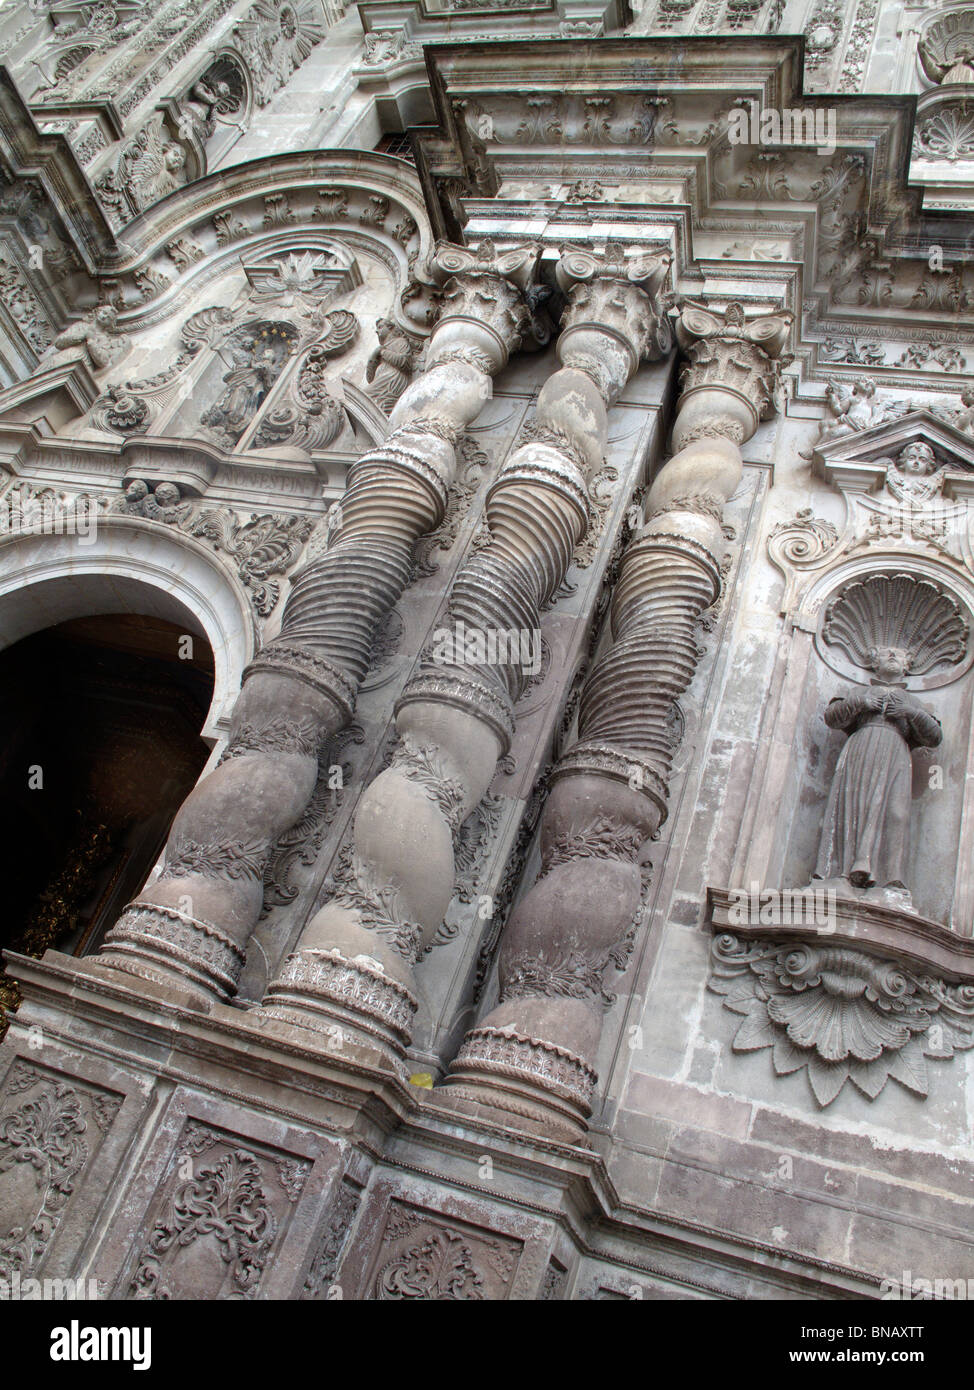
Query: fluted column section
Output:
[[98, 240, 544, 1005], [262, 245, 672, 1058], [443, 299, 794, 1140]]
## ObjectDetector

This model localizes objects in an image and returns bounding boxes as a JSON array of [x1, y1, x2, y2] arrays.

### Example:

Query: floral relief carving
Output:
[[369, 1204, 521, 1301], [0, 1064, 122, 1278], [130, 1124, 308, 1299], [710, 933, 974, 1107]]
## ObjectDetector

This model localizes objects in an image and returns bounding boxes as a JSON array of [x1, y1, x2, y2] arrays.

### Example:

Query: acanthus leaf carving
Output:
[[710, 932, 974, 1107]]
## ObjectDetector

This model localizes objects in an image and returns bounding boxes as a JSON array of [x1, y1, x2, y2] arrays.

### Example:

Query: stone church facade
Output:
[[0, 0, 972, 1301]]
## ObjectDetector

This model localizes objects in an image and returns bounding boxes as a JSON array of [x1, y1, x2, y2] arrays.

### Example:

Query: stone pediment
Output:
[[815, 410, 974, 500]]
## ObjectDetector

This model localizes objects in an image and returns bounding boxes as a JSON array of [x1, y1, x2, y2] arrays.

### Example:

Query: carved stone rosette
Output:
[[99, 240, 545, 1004], [261, 245, 672, 1058], [443, 301, 793, 1141]]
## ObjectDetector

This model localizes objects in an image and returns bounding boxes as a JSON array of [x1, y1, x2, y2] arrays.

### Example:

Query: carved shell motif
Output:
[[821, 572, 969, 677]]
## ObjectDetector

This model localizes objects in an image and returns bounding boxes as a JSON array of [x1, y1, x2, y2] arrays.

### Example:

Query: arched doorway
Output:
[[0, 612, 215, 1033]]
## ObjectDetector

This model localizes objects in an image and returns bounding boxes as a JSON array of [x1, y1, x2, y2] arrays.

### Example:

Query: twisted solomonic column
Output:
[[441, 299, 794, 1140], [98, 240, 545, 1005], [262, 245, 673, 1059]]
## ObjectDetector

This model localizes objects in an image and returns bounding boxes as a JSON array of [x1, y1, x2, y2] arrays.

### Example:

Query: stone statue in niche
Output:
[[810, 572, 968, 907], [364, 318, 419, 413], [200, 321, 298, 448], [813, 646, 942, 902]]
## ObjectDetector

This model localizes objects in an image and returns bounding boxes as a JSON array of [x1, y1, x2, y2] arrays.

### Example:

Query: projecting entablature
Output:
[[412, 34, 974, 393]]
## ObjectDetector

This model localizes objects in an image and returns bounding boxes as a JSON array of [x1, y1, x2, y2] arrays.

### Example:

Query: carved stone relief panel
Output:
[[359, 1200, 523, 1300], [126, 1118, 311, 1299], [0, 1058, 123, 1280]]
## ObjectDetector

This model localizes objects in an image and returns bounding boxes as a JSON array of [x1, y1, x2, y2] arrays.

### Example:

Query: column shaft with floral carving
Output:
[[98, 241, 544, 1005], [262, 245, 672, 1058], [442, 300, 794, 1140]]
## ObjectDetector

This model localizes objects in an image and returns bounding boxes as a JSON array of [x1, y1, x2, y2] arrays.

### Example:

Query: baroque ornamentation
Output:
[[302, 1180, 361, 1298], [445, 297, 791, 1138], [101, 241, 543, 1007], [918, 9, 974, 86], [253, 311, 360, 452], [710, 933, 974, 1107], [131, 1139, 288, 1299], [364, 318, 421, 414], [0, 1066, 120, 1278], [821, 573, 969, 678], [42, 304, 125, 370], [185, 511, 315, 617], [233, 0, 326, 107]]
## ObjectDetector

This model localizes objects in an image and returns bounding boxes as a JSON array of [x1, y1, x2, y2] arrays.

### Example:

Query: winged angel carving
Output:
[[95, 117, 189, 226], [810, 378, 911, 449]]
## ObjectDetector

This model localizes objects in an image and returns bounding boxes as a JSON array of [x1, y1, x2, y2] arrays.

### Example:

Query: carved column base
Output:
[[440, 1026, 597, 1142], [261, 948, 418, 1059], [99, 903, 246, 1002]]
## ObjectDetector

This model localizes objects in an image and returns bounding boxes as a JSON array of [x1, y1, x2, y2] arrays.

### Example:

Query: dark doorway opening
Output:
[[0, 613, 215, 1031]]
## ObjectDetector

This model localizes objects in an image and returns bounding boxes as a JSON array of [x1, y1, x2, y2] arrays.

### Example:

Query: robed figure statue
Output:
[[814, 646, 942, 894]]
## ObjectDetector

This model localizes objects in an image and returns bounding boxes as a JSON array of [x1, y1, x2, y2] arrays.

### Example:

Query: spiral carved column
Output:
[[262, 245, 672, 1058], [98, 240, 544, 1005], [442, 300, 794, 1140]]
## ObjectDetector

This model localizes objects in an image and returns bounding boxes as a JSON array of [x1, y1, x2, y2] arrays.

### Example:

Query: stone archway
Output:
[[0, 518, 258, 1030]]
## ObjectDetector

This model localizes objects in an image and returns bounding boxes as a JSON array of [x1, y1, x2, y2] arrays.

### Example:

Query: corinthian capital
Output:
[[670, 298, 794, 449], [555, 243, 673, 403], [427, 237, 547, 371]]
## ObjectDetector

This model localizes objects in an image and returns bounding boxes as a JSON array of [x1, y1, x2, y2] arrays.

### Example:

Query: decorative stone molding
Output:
[[263, 948, 418, 1050], [709, 931, 974, 1108], [98, 239, 544, 1005], [448, 1026, 598, 1128], [101, 902, 247, 999]]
